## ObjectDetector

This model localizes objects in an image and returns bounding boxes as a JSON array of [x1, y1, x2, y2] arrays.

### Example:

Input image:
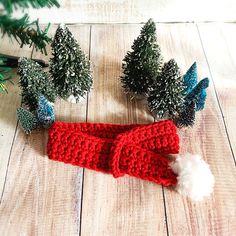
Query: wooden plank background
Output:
[[0, 22, 236, 235], [17, 0, 236, 23]]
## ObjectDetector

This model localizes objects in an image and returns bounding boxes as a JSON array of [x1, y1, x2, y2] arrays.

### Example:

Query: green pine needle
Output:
[[2, 0, 60, 14], [0, 14, 51, 54], [0, 56, 13, 93]]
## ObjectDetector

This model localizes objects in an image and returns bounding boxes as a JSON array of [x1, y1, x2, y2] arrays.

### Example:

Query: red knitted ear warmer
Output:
[[47, 120, 179, 186]]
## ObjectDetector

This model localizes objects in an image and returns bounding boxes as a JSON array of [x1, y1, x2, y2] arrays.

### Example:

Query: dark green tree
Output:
[[147, 59, 185, 119], [17, 107, 39, 134], [175, 101, 196, 128], [121, 18, 163, 97], [18, 57, 56, 111], [50, 25, 93, 103]]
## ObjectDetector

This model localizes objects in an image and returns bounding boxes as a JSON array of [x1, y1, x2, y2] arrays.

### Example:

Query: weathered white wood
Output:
[[198, 22, 236, 161], [0, 25, 90, 235], [1, 22, 236, 235], [80, 25, 166, 236], [0, 37, 32, 196], [16, 0, 236, 23], [157, 23, 236, 235]]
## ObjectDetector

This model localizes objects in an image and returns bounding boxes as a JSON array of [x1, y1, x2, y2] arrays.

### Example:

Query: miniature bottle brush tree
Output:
[[121, 19, 210, 128]]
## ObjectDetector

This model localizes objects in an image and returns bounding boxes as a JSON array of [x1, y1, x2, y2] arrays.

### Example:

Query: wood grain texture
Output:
[[0, 25, 90, 235], [0, 37, 32, 196], [198, 23, 236, 161], [157, 23, 236, 235], [1, 23, 236, 236], [80, 25, 167, 236], [20, 0, 236, 24]]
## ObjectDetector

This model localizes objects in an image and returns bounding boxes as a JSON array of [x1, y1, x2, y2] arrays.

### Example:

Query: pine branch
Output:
[[0, 56, 13, 93], [0, 14, 51, 54], [2, 0, 60, 14], [0, 70, 11, 93]]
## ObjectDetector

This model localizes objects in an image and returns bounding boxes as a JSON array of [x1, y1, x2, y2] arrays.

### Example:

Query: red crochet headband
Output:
[[47, 120, 214, 201]]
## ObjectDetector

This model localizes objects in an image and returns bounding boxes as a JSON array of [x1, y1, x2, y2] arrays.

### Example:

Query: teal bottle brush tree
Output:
[[176, 62, 210, 127]]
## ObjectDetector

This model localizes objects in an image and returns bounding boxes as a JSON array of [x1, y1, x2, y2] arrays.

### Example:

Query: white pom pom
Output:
[[170, 154, 215, 201], [67, 95, 77, 104]]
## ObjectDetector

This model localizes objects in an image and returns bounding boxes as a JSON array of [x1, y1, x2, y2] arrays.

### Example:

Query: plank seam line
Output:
[[154, 116, 169, 236], [49, 21, 236, 26], [0, 120, 19, 204], [162, 186, 170, 236], [78, 168, 85, 236], [196, 23, 236, 166], [0, 47, 34, 204], [79, 24, 92, 236], [30, 45, 35, 59]]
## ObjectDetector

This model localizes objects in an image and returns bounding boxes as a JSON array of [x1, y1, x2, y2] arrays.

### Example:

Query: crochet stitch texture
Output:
[[47, 120, 179, 186]]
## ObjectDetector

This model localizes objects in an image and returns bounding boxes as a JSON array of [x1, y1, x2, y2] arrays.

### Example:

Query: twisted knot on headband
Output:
[[47, 120, 214, 201]]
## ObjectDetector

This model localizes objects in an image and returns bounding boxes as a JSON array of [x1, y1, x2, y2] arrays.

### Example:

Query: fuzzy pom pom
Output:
[[170, 154, 214, 201]]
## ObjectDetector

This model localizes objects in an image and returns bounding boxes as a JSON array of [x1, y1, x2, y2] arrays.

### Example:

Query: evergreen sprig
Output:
[[1, 0, 60, 14], [0, 68, 11, 93], [0, 14, 51, 54], [0, 56, 13, 93], [121, 18, 163, 96]]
